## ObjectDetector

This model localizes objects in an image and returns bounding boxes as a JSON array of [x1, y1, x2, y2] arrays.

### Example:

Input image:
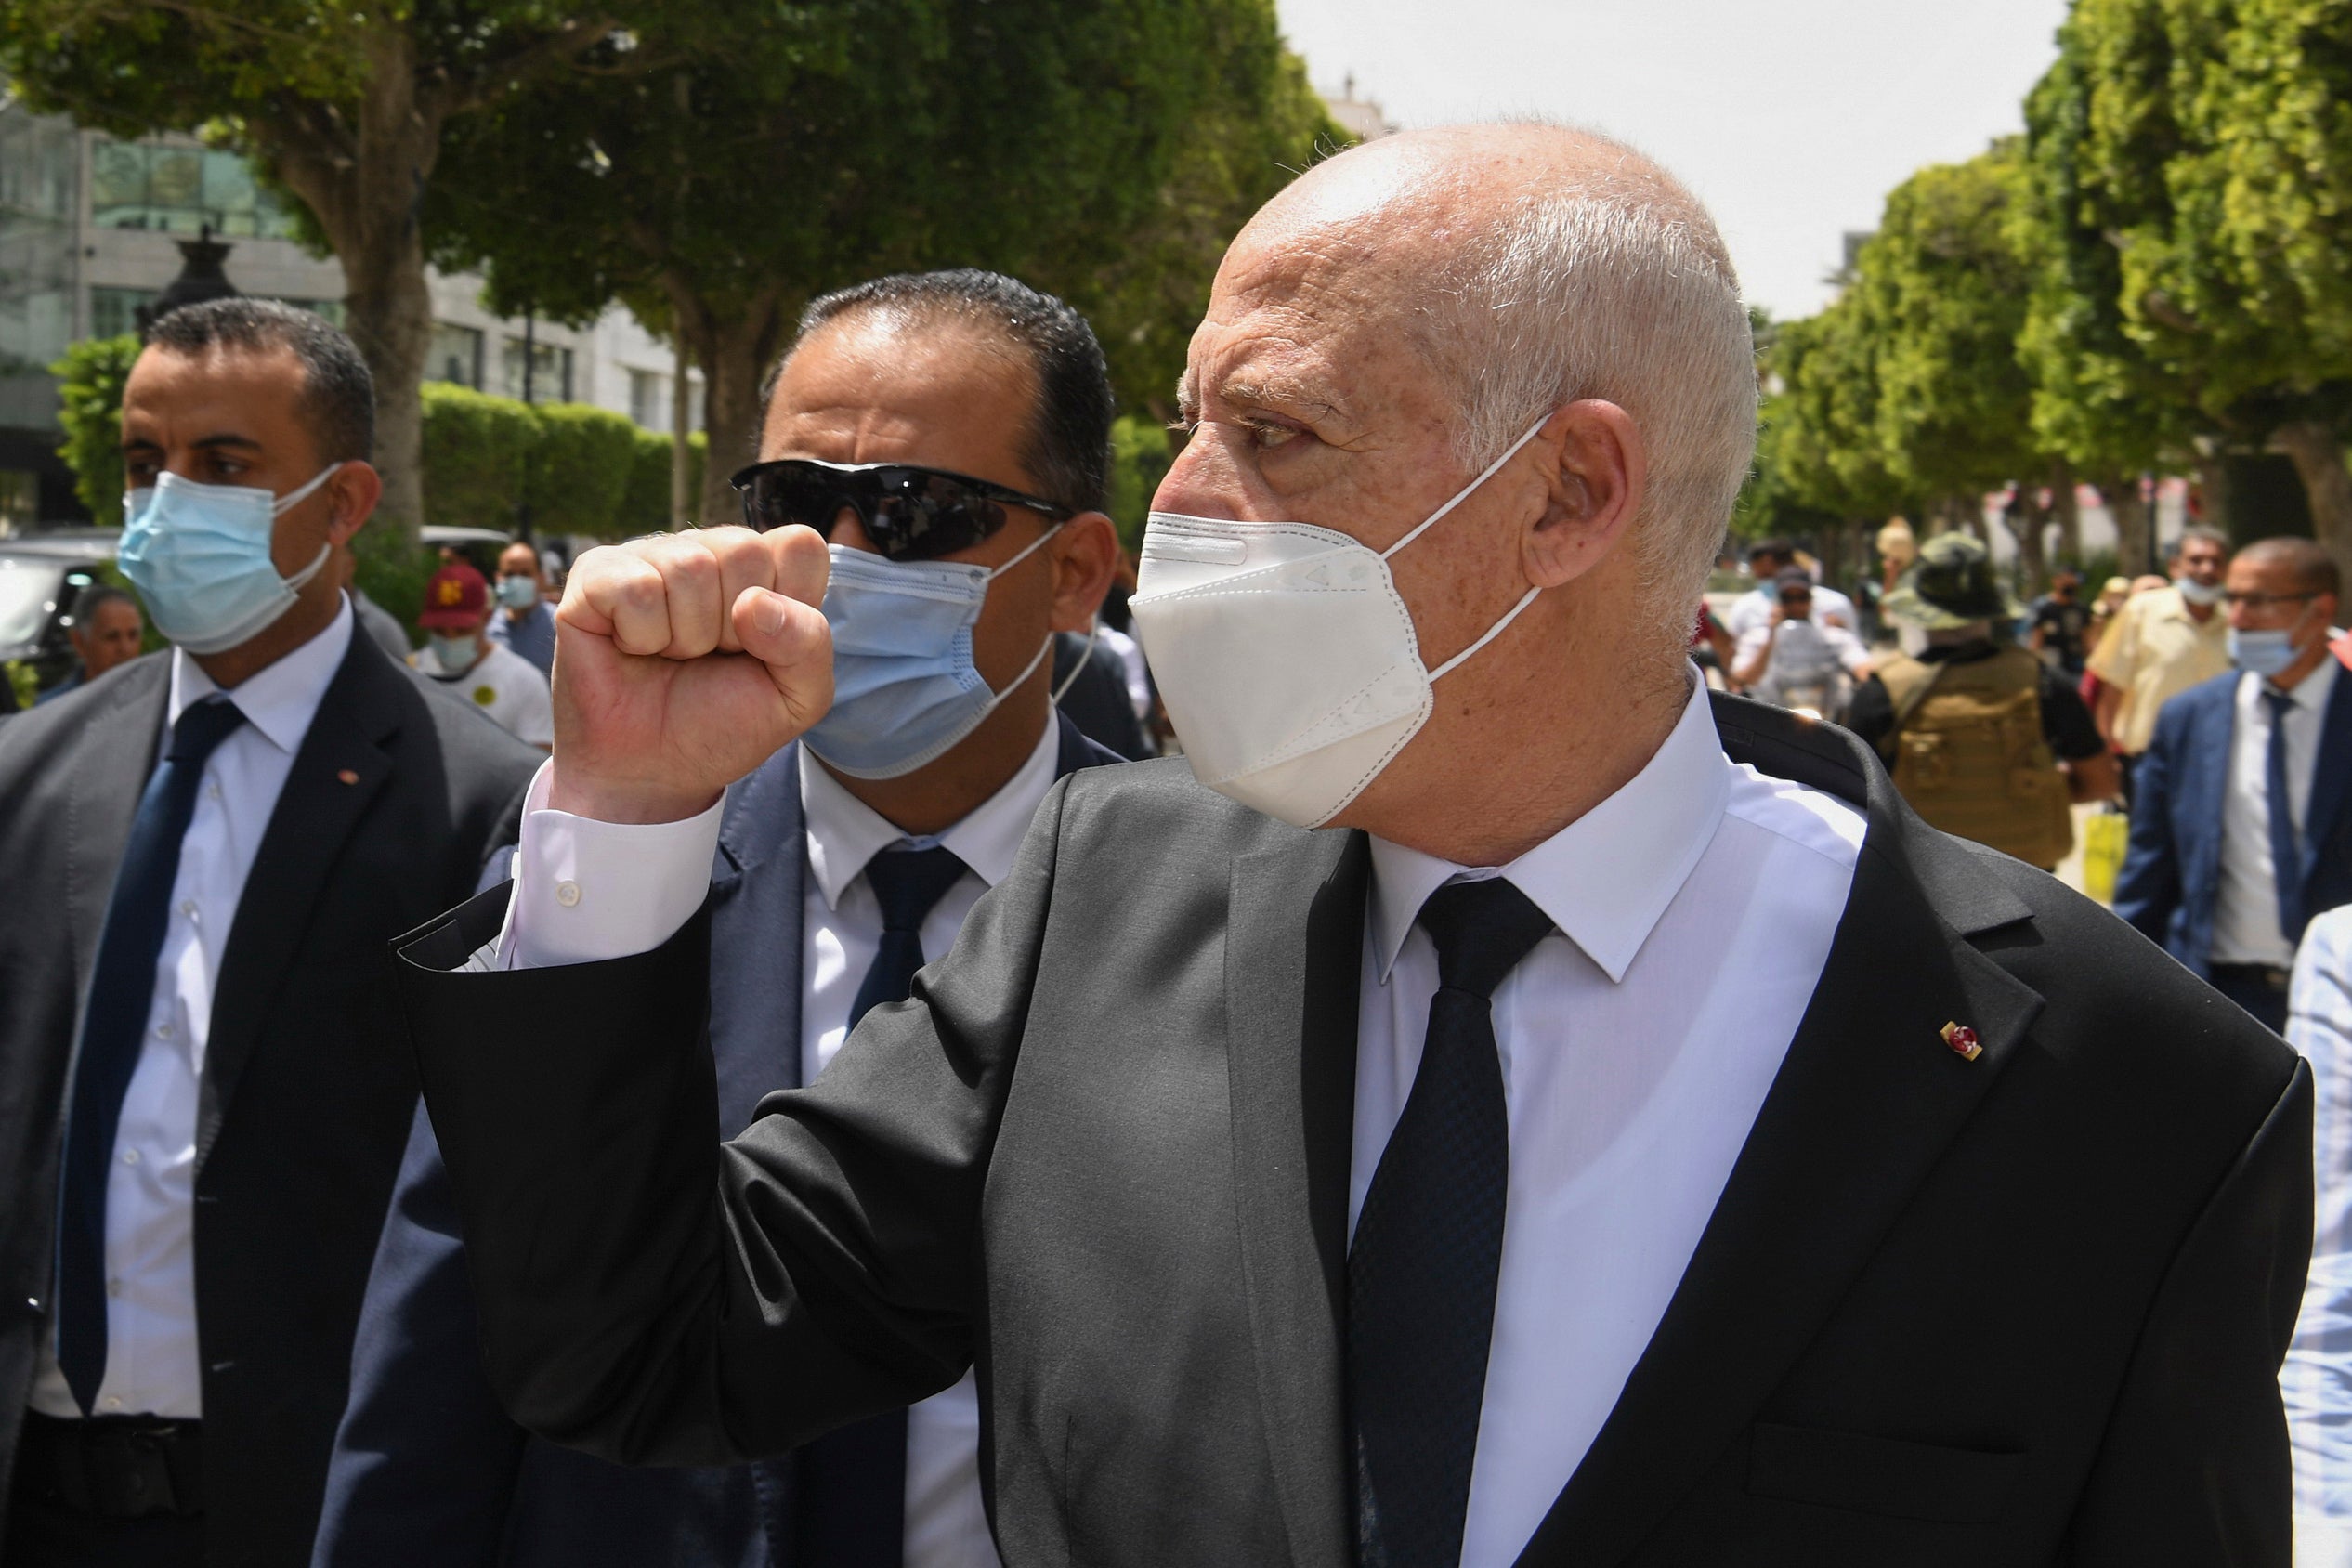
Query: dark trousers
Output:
[[3, 1494, 203, 1568], [2210, 964, 2292, 1036]]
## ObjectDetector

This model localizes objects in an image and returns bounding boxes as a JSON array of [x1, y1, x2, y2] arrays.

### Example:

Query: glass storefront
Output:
[[89, 137, 300, 240], [0, 109, 78, 378], [501, 336, 574, 404]]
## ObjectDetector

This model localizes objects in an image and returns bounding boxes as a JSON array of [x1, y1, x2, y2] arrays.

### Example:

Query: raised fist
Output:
[[547, 525, 832, 823]]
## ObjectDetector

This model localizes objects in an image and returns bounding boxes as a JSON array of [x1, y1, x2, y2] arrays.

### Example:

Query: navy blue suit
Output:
[[2114, 662, 2352, 979], [311, 716, 1117, 1568]]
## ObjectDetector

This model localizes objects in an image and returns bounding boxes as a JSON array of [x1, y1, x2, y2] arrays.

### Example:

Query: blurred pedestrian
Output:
[[1728, 567, 1872, 716], [314, 268, 1128, 1568], [1849, 534, 2114, 873], [2026, 568, 2092, 678], [410, 562, 554, 751], [2284, 903, 2352, 1567], [483, 540, 555, 676], [33, 587, 143, 706], [1049, 628, 1151, 759], [1726, 538, 1856, 634], [2115, 537, 2352, 1033], [0, 298, 538, 1568], [2087, 528, 2232, 793], [342, 554, 411, 663]]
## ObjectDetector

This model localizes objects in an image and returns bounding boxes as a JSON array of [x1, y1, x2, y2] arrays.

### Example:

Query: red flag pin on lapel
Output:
[[337, 768, 360, 786], [1940, 1021, 1982, 1062]]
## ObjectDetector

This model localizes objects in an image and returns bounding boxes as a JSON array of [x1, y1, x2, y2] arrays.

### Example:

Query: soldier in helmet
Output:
[[1847, 533, 2119, 871]]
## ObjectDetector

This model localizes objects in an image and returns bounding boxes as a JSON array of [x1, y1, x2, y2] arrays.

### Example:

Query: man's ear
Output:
[[1048, 511, 1122, 634], [1524, 400, 1646, 590], [325, 462, 384, 547]]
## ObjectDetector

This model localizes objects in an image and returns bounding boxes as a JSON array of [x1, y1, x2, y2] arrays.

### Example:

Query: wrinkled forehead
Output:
[[1179, 206, 1446, 423]]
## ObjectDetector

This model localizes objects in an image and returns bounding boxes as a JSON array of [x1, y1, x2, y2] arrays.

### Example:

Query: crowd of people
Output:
[[0, 119, 2339, 1568]]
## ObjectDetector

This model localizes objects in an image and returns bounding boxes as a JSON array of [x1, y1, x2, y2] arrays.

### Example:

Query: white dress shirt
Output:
[[2214, 657, 2338, 967], [1726, 581, 1859, 636], [1356, 677, 1862, 1564], [499, 678, 1862, 1568], [500, 721, 1061, 1568], [2285, 904, 2352, 1568], [30, 598, 356, 1420]]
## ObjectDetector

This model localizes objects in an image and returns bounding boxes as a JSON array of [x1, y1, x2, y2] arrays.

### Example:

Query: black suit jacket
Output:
[[0, 630, 540, 1568], [395, 694, 2312, 1566], [314, 715, 1120, 1568]]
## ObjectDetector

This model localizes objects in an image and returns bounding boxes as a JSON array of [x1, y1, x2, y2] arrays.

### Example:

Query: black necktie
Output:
[[55, 695, 246, 1413], [2265, 689, 2306, 942], [1349, 877, 1554, 1568], [794, 843, 968, 1566]]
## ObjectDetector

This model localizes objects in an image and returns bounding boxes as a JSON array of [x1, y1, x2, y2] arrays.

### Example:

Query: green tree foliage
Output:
[[2037, 0, 2352, 565], [1105, 415, 1175, 553], [48, 333, 140, 528], [425, 0, 1336, 523], [0, 0, 713, 546]]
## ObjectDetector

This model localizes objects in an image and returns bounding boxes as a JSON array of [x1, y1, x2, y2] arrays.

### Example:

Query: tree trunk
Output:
[[2273, 418, 2352, 587], [2104, 475, 2154, 578], [2192, 447, 2230, 546], [2000, 492, 2048, 597], [673, 280, 792, 529], [670, 336, 691, 529], [263, 19, 442, 552], [2049, 461, 2082, 567]]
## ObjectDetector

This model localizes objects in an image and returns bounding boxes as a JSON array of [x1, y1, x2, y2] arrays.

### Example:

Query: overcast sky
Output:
[[1273, 0, 2072, 321]]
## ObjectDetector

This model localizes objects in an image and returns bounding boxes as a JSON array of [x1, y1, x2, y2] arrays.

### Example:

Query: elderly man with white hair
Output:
[[393, 124, 2308, 1566]]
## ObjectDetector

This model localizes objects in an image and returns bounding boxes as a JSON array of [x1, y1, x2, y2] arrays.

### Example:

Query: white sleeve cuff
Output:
[[499, 759, 728, 969]]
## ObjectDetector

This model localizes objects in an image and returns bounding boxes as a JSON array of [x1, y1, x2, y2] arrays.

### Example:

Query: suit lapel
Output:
[[198, 638, 399, 1167], [1517, 709, 2045, 1568], [1225, 828, 1365, 1568], [62, 660, 172, 1006], [2302, 668, 2352, 879], [710, 744, 808, 1122]]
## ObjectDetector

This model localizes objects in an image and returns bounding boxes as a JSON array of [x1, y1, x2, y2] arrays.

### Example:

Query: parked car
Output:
[[0, 529, 121, 697]]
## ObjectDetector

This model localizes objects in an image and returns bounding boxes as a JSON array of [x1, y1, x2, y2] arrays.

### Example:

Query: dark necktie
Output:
[[794, 843, 968, 1566], [55, 695, 246, 1414], [2266, 688, 2306, 942], [1349, 877, 1554, 1568]]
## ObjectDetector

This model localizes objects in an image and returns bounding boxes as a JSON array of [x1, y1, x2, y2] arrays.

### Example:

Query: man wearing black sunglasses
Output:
[[313, 270, 1125, 1568]]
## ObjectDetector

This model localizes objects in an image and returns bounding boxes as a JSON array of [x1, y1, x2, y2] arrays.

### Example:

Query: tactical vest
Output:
[[1875, 646, 2073, 870]]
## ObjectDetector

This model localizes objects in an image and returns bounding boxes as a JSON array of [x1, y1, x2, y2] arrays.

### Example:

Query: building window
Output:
[[501, 336, 572, 404], [89, 138, 300, 240], [0, 110, 78, 378], [429, 322, 485, 390], [628, 368, 665, 430], [89, 288, 157, 341], [0, 470, 36, 534]]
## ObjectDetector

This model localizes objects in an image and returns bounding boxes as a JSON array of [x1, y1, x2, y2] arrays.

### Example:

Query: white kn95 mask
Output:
[[1129, 417, 1548, 829]]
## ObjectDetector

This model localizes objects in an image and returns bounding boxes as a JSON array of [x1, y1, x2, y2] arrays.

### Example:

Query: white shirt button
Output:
[[103, 1396, 123, 1410], [206, 782, 222, 801], [555, 880, 582, 908], [107, 1278, 122, 1298], [155, 1023, 174, 1040], [180, 900, 199, 921], [122, 1149, 140, 1166]]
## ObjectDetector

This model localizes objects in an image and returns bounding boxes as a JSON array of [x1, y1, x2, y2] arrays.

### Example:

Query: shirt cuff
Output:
[[498, 760, 726, 969]]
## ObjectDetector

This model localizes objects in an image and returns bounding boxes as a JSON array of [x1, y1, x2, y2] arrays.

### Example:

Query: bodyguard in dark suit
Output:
[[313, 271, 1128, 1568], [395, 126, 2310, 1564], [2116, 538, 2352, 1031], [0, 301, 539, 1568]]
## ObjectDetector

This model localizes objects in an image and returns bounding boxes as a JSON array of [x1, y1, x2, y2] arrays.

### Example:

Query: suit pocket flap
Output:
[[1747, 1422, 2023, 1523]]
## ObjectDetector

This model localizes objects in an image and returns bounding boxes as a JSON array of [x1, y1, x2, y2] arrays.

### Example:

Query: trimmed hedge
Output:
[[418, 382, 539, 534]]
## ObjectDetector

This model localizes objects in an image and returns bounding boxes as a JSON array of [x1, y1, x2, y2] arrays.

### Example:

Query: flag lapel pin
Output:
[[337, 768, 360, 786], [1940, 1021, 1981, 1062]]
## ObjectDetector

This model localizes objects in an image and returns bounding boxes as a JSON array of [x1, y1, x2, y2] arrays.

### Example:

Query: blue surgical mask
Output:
[[2228, 606, 2317, 679], [425, 634, 480, 675], [804, 526, 1060, 779], [494, 575, 540, 611], [120, 464, 341, 654]]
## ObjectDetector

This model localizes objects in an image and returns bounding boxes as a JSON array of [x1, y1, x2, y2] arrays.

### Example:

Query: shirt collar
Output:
[[800, 712, 1064, 909], [1365, 673, 1730, 985], [167, 593, 355, 756]]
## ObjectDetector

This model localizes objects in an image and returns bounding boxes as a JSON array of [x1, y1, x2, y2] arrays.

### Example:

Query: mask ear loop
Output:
[[1379, 416, 1550, 563], [1051, 619, 1098, 705], [271, 462, 346, 516]]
